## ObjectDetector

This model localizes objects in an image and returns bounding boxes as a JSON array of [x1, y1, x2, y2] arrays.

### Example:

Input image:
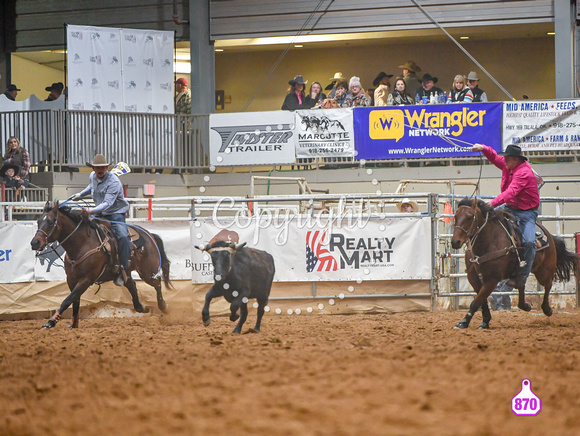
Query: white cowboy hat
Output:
[[397, 198, 418, 212]]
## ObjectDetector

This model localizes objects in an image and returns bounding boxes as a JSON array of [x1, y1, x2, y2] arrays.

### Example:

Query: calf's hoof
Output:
[[230, 313, 240, 322], [203, 318, 211, 327]]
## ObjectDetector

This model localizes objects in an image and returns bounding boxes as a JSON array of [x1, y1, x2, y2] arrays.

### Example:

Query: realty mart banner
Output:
[[190, 215, 432, 283], [294, 108, 355, 158], [209, 111, 296, 166], [353, 103, 503, 159], [502, 99, 580, 151]]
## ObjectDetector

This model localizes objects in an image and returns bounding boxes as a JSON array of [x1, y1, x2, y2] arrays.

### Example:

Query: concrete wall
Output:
[[215, 37, 555, 113]]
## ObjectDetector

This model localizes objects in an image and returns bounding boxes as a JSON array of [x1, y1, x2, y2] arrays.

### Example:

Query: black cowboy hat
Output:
[[372, 72, 394, 87], [288, 75, 308, 86], [498, 144, 528, 161], [421, 73, 438, 84], [45, 82, 64, 93], [0, 162, 20, 178]]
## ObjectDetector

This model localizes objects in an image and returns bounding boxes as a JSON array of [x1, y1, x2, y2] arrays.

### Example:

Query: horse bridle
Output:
[[453, 205, 480, 239], [35, 209, 83, 249]]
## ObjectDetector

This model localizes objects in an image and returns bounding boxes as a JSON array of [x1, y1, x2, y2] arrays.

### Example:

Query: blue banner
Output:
[[353, 103, 503, 159]]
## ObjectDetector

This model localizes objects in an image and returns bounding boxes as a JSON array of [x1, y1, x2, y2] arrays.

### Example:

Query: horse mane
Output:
[[54, 201, 92, 226], [457, 197, 510, 222]]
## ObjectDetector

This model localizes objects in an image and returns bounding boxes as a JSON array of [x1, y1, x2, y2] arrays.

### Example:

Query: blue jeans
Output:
[[508, 207, 538, 282], [103, 213, 130, 272]]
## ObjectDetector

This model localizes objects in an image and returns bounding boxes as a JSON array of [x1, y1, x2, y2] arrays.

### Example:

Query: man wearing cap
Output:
[[3, 84, 20, 101], [373, 72, 393, 107], [472, 143, 539, 291], [174, 77, 191, 114], [416, 73, 444, 102], [466, 71, 488, 102], [71, 154, 131, 286], [398, 61, 422, 97], [44, 82, 64, 101]]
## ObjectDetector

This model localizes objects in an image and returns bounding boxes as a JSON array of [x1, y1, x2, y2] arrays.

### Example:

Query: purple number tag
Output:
[[511, 379, 541, 416]]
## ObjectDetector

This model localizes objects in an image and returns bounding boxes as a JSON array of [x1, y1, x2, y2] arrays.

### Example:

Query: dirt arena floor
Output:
[[1, 308, 579, 436]]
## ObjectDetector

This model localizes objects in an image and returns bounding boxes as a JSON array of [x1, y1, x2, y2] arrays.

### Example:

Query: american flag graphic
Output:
[[306, 230, 338, 272]]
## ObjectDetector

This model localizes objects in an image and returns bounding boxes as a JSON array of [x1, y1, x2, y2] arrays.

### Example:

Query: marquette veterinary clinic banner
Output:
[[353, 103, 502, 159], [67, 25, 174, 113], [209, 111, 296, 166], [503, 99, 580, 151], [294, 109, 355, 158], [190, 216, 432, 283]]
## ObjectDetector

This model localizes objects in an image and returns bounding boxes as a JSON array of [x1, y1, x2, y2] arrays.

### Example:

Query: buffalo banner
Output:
[[209, 111, 296, 166], [294, 109, 355, 158], [353, 103, 503, 159], [190, 215, 431, 283], [502, 99, 580, 151]]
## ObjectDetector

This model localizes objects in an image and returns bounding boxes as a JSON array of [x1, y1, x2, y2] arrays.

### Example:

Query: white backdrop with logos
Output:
[[295, 108, 355, 158], [66, 25, 174, 114]]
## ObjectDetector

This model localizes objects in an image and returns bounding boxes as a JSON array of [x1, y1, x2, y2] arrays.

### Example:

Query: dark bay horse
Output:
[[30, 201, 171, 329], [451, 198, 578, 329]]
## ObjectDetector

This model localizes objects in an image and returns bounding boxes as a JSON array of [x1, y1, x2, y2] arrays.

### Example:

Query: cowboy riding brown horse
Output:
[[451, 197, 578, 329], [30, 201, 172, 329]]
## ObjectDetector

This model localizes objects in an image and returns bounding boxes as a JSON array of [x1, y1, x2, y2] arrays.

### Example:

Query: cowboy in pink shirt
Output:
[[472, 143, 540, 290]]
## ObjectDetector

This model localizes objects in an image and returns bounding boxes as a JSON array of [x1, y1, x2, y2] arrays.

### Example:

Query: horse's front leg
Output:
[[517, 282, 532, 312], [124, 277, 150, 313], [479, 300, 492, 329], [42, 280, 91, 329], [455, 282, 496, 329], [68, 298, 81, 329]]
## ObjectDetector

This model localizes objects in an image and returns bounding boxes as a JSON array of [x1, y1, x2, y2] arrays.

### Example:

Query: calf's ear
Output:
[[194, 244, 210, 252]]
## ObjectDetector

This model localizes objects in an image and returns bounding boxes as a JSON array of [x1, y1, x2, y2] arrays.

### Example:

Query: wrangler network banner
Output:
[[209, 111, 296, 166], [353, 103, 503, 159], [294, 109, 355, 158], [503, 99, 580, 151], [190, 215, 431, 283]]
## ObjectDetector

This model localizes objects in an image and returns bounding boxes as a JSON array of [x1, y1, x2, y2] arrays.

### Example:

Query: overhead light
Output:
[[459, 36, 469, 40], [294, 44, 303, 48], [547, 32, 555, 35], [215, 48, 224, 52]]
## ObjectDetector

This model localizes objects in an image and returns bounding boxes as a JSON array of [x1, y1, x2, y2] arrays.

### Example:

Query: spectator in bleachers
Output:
[[332, 80, 350, 108], [3, 136, 30, 179], [3, 84, 20, 101], [325, 72, 345, 99], [466, 71, 488, 102], [304, 82, 327, 109], [282, 75, 308, 111], [373, 72, 393, 107], [398, 61, 422, 97], [344, 76, 371, 107], [44, 82, 64, 101], [0, 163, 29, 190], [174, 78, 191, 114], [447, 74, 473, 103], [416, 73, 444, 102], [387, 77, 415, 106]]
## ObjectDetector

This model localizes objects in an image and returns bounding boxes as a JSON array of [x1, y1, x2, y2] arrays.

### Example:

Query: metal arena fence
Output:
[[2, 191, 578, 308], [1, 109, 580, 174]]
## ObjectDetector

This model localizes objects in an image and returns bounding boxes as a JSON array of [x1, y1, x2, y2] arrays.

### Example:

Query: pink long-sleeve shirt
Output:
[[482, 145, 540, 210]]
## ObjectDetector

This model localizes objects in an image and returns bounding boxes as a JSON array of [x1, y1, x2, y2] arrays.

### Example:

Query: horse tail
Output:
[[152, 233, 174, 290], [553, 235, 579, 282]]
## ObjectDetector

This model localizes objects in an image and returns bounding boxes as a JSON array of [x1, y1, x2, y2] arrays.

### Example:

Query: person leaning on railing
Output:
[[1, 163, 30, 190], [3, 136, 30, 179]]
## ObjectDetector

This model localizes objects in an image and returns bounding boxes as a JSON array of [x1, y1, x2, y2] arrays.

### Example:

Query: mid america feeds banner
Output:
[[353, 103, 503, 159], [502, 100, 580, 151], [294, 109, 355, 158], [67, 25, 174, 114]]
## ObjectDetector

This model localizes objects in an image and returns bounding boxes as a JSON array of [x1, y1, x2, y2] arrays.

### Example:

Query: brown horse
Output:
[[30, 201, 171, 329], [450, 197, 578, 329]]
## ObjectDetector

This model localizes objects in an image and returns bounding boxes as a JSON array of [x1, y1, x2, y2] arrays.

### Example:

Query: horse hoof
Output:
[[41, 320, 56, 329], [203, 318, 211, 327], [518, 302, 532, 312], [454, 321, 468, 329], [67, 324, 78, 329], [158, 301, 168, 314], [232, 328, 242, 334], [479, 322, 490, 329], [543, 306, 553, 317]]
